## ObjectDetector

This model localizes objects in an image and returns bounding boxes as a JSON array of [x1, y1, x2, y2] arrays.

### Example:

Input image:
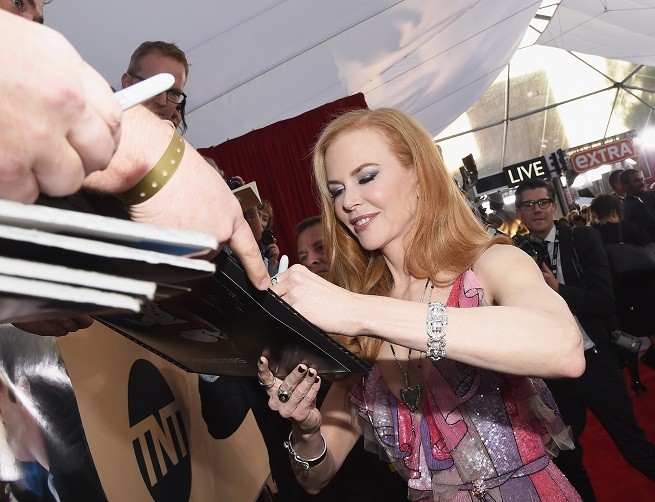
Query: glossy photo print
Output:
[[0, 325, 105, 502]]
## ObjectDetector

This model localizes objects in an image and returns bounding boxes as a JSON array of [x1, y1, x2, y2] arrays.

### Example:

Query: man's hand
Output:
[[84, 107, 270, 290], [540, 262, 560, 292], [0, 12, 121, 203], [13, 316, 94, 337]]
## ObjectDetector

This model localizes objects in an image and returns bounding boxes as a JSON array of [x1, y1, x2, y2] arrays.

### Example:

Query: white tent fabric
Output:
[[46, 0, 540, 148], [536, 0, 655, 67]]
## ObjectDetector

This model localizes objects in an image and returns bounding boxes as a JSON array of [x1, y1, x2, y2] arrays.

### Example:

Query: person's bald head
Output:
[[0, 0, 49, 24]]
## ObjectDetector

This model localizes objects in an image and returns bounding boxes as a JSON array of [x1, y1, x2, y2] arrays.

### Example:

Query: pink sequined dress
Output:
[[349, 271, 581, 501]]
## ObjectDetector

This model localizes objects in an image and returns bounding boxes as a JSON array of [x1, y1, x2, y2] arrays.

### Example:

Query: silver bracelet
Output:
[[426, 301, 447, 361], [283, 432, 327, 470]]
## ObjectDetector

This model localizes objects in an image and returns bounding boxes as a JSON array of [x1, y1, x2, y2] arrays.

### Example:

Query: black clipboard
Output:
[[98, 252, 371, 377]]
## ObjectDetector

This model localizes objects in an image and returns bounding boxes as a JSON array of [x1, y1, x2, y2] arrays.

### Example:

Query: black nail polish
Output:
[[307, 369, 315, 377], [315, 376, 320, 384], [258, 358, 264, 365], [297, 365, 306, 373]]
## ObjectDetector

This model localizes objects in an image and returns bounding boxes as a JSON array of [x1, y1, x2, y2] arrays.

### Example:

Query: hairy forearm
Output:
[[82, 105, 168, 194]]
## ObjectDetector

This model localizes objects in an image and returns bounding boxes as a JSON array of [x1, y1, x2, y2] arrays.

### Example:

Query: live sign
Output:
[[570, 138, 636, 173]]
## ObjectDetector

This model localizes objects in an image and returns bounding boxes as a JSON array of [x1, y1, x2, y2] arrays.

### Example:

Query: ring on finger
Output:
[[271, 275, 280, 286], [258, 376, 276, 389], [277, 386, 292, 403]]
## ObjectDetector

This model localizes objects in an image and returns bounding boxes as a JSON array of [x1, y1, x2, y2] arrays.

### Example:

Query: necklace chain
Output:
[[390, 278, 434, 413]]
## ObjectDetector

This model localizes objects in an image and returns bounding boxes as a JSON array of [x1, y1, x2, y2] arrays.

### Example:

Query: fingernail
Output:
[[307, 369, 315, 377], [258, 358, 264, 365], [315, 376, 320, 384], [297, 365, 306, 373]]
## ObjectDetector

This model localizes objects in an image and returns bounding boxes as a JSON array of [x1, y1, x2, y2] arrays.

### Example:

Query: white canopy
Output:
[[46, 1, 655, 150], [47, 0, 539, 147]]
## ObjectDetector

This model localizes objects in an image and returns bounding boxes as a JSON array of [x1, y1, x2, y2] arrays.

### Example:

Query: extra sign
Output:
[[570, 138, 636, 174], [502, 156, 549, 188]]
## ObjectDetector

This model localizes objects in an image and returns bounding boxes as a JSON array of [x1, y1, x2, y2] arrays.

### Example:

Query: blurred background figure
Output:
[[590, 193, 655, 385], [257, 200, 283, 276], [294, 216, 328, 279]]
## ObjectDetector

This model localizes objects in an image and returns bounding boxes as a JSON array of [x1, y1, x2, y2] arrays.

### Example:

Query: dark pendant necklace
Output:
[[390, 278, 433, 413]]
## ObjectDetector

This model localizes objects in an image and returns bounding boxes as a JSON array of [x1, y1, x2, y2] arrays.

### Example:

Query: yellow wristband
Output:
[[116, 130, 185, 205]]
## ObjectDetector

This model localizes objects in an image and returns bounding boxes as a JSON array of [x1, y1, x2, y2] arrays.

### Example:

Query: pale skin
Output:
[[0, 10, 121, 203], [259, 128, 584, 492], [1, 8, 269, 323]]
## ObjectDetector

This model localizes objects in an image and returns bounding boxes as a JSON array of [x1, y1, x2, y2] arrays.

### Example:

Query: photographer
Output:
[[514, 179, 655, 501], [257, 200, 281, 276]]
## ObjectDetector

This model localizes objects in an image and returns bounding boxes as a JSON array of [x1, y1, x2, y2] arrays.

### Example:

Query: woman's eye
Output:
[[329, 187, 344, 199], [358, 172, 377, 185]]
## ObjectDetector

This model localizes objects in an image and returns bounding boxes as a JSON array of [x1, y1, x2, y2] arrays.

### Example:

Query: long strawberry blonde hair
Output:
[[312, 108, 508, 362]]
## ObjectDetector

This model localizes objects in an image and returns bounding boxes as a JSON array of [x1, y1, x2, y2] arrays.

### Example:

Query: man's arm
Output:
[[82, 106, 270, 289]]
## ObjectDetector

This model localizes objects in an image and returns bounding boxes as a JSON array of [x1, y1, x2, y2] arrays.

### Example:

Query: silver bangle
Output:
[[426, 301, 447, 362], [283, 432, 327, 470]]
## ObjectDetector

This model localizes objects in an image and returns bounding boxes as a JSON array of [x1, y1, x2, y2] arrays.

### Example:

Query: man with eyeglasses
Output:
[[515, 179, 655, 501], [0, 0, 46, 23], [121, 41, 188, 122]]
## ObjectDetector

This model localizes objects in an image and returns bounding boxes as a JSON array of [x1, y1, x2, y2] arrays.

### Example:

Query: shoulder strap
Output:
[[446, 275, 462, 307], [568, 226, 586, 286]]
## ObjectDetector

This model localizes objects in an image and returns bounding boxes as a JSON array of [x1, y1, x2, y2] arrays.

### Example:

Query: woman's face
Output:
[[324, 128, 417, 255]]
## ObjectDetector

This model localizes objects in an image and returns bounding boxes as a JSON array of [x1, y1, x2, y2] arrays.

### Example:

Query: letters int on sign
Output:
[[570, 138, 636, 173]]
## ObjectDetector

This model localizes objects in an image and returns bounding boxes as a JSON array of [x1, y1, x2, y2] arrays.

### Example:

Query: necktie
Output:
[[542, 240, 553, 271], [533, 237, 552, 270]]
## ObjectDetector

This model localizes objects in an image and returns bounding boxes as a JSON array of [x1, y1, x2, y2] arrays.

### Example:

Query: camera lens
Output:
[[228, 177, 244, 190], [261, 228, 275, 246]]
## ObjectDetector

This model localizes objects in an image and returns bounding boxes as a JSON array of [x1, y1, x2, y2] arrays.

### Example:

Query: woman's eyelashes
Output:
[[329, 186, 345, 199], [329, 172, 379, 199], [358, 171, 378, 185]]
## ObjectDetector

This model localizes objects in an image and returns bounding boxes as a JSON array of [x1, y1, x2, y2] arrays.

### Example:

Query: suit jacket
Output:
[[554, 222, 615, 348], [623, 192, 655, 240]]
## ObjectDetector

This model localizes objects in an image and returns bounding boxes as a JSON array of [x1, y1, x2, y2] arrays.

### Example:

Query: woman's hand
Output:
[[269, 265, 362, 336], [257, 356, 322, 434]]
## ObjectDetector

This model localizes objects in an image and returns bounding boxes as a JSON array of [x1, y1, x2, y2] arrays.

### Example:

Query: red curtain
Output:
[[198, 93, 368, 264]]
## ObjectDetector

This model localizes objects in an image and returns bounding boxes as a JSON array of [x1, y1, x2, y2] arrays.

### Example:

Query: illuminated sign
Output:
[[570, 138, 636, 173], [502, 156, 549, 188]]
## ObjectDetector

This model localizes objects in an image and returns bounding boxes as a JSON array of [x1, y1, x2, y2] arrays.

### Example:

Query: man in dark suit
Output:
[[515, 179, 655, 501], [621, 168, 655, 240]]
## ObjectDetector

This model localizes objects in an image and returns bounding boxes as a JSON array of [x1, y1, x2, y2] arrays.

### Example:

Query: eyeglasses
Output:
[[516, 198, 554, 211], [127, 72, 187, 104]]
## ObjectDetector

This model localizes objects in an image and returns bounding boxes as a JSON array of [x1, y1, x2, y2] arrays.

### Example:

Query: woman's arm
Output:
[[257, 358, 360, 493], [271, 245, 585, 378]]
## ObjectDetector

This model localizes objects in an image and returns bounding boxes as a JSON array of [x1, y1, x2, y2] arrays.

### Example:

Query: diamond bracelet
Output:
[[426, 301, 447, 362]]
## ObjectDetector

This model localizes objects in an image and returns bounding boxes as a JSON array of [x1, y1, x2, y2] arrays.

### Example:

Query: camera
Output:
[[513, 234, 549, 268], [261, 228, 276, 258], [227, 177, 244, 190], [611, 330, 643, 353], [261, 228, 275, 246]]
